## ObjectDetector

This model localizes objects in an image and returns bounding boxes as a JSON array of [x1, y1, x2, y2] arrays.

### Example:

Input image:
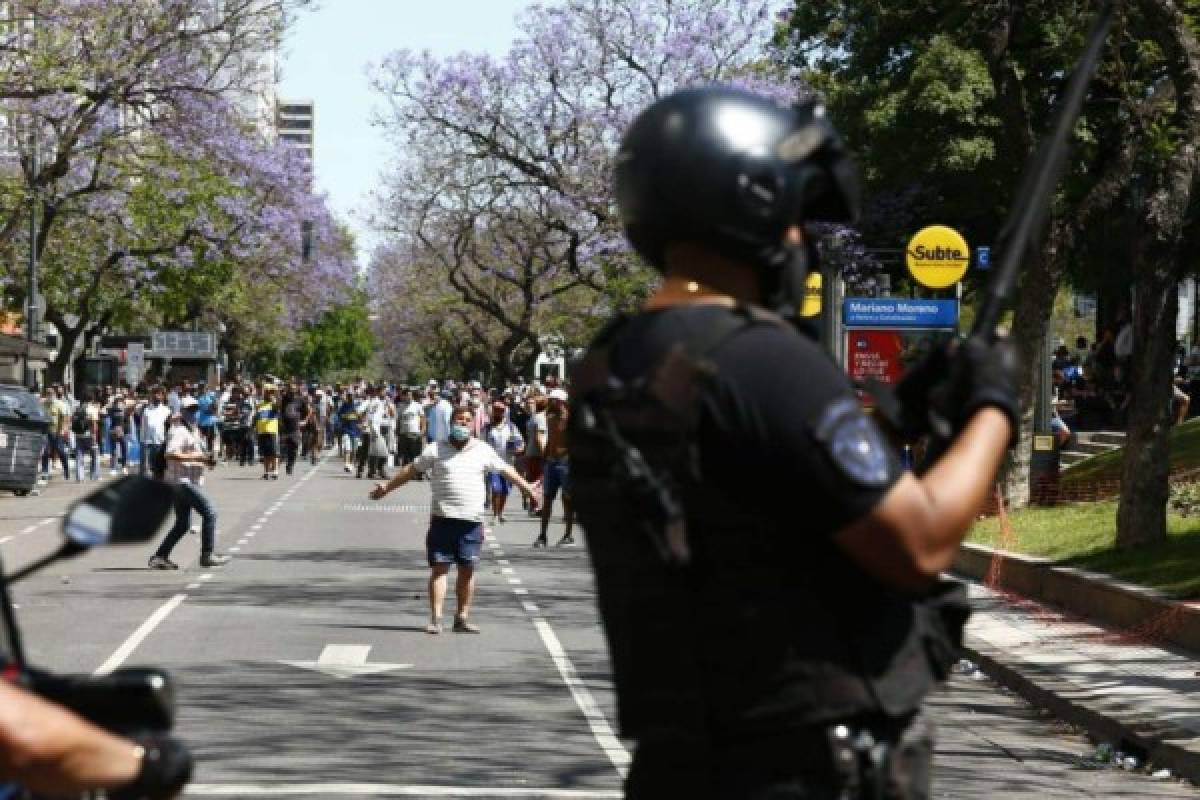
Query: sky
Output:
[[278, 0, 535, 264]]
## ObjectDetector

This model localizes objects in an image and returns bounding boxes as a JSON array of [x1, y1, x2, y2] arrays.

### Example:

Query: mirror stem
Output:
[[7, 541, 85, 586], [0, 552, 26, 667]]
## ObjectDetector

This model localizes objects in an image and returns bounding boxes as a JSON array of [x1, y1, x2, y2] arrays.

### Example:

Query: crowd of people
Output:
[[34, 374, 578, 569]]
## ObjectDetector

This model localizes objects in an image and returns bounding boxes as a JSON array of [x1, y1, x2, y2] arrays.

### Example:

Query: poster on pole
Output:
[[126, 342, 144, 387]]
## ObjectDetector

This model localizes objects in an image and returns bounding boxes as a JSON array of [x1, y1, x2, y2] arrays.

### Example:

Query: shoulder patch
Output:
[[813, 396, 895, 488]]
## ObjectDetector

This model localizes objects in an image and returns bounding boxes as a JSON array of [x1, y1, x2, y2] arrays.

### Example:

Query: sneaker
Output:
[[200, 552, 230, 567], [262, 473, 270, 480], [532, 536, 548, 548], [425, 621, 442, 635], [271, 473, 279, 480], [37, 476, 48, 485], [556, 536, 577, 547], [453, 617, 481, 634], [497, 514, 507, 525], [343, 464, 352, 473], [148, 555, 178, 570]]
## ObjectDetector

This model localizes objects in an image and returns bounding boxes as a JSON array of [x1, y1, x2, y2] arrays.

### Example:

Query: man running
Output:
[[370, 406, 536, 634]]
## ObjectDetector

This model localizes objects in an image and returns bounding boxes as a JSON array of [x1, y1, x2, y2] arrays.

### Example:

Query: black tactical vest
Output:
[[568, 306, 968, 742]]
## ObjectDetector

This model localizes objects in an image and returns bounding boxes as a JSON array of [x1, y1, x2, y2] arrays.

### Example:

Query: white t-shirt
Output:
[[165, 424, 207, 486], [398, 401, 424, 434], [141, 404, 172, 446], [414, 439, 509, 523], [485, 421, 524, 466]]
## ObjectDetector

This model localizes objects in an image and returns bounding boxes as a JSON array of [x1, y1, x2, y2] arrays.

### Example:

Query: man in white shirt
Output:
[[370, 406, 535, 634], [148, 398, 229, 570], [139, 386, 172, 478], [484, 401, 524, 524]]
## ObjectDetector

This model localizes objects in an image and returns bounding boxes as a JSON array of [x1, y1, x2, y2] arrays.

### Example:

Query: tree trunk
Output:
[[1001, 245, 1063, 508], [44, 310, 84, 386], [1115, 258, 1178, 548]]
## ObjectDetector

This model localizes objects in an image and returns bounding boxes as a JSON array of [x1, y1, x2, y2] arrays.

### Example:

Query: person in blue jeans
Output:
[[40, 387, 70, 483], [148, 398, 229, 570], [533, 389, 574, 547]]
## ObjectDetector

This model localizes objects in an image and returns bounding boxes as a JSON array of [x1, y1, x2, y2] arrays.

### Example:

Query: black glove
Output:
[[893, 343, 952, 440], [945, 335, 1021, 440], [109, 734, 193, 800]]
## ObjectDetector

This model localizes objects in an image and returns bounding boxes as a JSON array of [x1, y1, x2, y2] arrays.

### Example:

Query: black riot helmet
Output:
[[614, 85, 860, 316]]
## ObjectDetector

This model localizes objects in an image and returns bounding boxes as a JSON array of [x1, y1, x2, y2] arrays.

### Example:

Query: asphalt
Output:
[[1, 455, 1196, 798]]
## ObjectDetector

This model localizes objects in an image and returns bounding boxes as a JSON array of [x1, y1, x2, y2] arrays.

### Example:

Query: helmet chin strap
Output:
[[756, 239, 813, 319]]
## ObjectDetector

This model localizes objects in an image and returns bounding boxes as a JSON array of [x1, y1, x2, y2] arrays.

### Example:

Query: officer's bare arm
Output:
[[833, 409, 1011, 593], [372, 463, 419, 499], [0, 681, 141, 794]]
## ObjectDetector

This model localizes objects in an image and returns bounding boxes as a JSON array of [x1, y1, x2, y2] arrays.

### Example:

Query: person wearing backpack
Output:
[[70, 393, 100, 482]]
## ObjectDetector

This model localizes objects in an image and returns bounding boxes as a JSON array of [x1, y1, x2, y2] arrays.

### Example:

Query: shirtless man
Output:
[[533, 388, 574, 547]]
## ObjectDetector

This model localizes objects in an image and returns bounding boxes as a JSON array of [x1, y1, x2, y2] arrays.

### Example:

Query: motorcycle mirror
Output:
[[64, 476, 174, 549]]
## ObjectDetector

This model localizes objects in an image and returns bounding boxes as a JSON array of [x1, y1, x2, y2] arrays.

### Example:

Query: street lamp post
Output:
[[22, 4, 39, 391], [23, 117, 38, 390]]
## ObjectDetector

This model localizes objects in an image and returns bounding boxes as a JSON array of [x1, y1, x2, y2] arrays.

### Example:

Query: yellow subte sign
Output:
[[906, 225, 970, 289]]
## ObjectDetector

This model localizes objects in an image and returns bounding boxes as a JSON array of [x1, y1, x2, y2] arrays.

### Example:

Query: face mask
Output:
[[448, 424, 471, 444]]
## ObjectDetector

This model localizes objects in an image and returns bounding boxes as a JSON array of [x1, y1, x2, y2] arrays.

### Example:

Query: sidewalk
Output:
[[964, 579, 1200, 784]]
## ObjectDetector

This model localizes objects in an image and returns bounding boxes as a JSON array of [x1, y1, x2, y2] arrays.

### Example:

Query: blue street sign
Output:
[[976, 246, 991, 270], [843, 298, 959, 329]]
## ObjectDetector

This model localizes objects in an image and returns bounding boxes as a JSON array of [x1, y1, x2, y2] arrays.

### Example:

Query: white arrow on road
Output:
[[280, 645, 412, 679]]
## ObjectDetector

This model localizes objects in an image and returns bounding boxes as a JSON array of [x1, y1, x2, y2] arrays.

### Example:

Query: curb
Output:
[[954, 542, 1200, 653], [963, 635, 1200, 784]]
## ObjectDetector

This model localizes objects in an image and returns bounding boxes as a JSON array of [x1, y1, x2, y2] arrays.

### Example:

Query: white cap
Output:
[[548, 388, 568, 402], [181, 397, 199, 410]]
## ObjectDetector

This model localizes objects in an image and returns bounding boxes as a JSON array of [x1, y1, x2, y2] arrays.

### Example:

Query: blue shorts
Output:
[[426, 517, 483, 567], [543, 459, 569, 504], [488, 471, 512, 496]]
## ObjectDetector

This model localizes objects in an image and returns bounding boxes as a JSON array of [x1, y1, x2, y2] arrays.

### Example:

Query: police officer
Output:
[[568, 86, 1018, 799]]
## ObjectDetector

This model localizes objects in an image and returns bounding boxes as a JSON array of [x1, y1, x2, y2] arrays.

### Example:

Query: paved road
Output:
[[2, 456, 1196, 797]]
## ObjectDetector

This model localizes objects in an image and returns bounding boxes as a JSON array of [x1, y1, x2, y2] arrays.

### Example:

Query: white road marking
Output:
[[0, 537, 10, 544], [532, 617, 630, 776], [186, 583, 201, 590], [497, 559, 510, 565], [200, 574, 213, 581], [188, 785, 621, 798], [501, 567, 515, 575], [522, 601, 540, 614], [507, 577, 522, 585], [280, 644, 412, 679], [94, 594, 186, 676], [230, 547, 241, 552], [513, 587, 528, 595]]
